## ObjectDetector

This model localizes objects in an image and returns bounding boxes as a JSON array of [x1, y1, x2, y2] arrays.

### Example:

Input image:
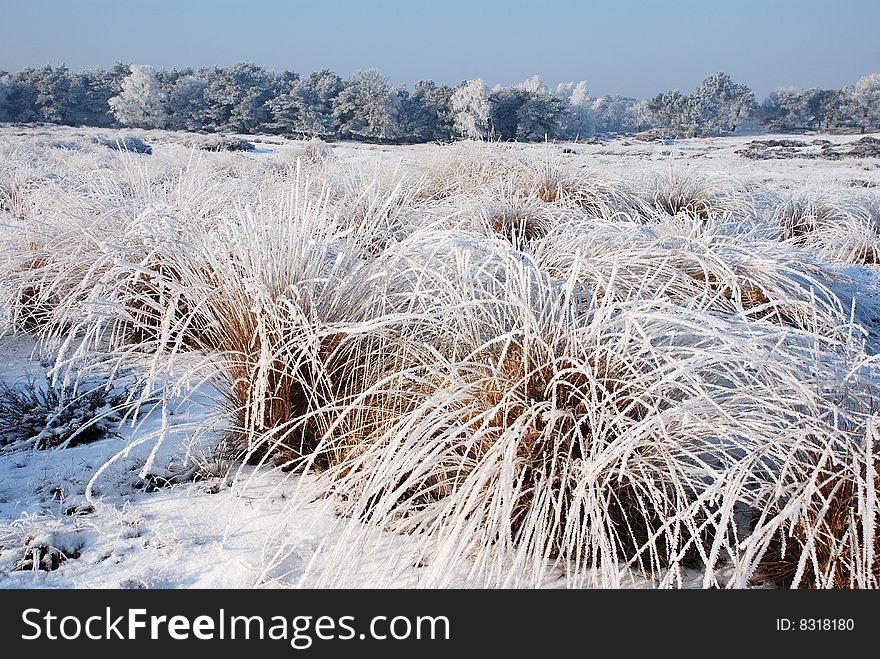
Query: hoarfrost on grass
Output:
[[0, 125, 878, 588]]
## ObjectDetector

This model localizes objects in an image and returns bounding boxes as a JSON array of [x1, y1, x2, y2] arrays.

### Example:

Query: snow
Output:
[[0, 336, 261, 587], [0, 335, 431, 588]]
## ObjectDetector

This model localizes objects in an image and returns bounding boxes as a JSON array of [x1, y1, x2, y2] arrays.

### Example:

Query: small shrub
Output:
[[193, 136, 256, 152], [0, 376, 129, 450], [488, 205, 551, 243], [190, 438, 241, 492], [419, 142, 530, 201], [97, 136, 153, 155], [847, 137, 880, 158], [773, 194, 880, 265], [8, 528, 87, 572], [476, 190, 555, 245], [529, 159, 644, 220], [750, 139, 808, 148]]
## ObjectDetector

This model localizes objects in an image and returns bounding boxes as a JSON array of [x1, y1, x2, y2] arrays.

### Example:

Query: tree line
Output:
[[0, 63, 877, 141]]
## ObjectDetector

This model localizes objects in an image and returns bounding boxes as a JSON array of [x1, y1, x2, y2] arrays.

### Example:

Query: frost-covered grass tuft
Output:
[[774, 191, 880, 265], [648, 168, 755, 223]]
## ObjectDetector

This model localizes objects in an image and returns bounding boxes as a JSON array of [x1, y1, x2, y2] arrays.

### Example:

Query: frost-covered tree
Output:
[[759, 87, 802, 131], [841, 73, 880, 131], [269, 69, 343, 137], [819, 89, 846, 129], [591, 96, 642, 133], [2, 68, 39, 122], [332, 70, 400, 140], [397, 80, 454, 142], [488, 83, 565, 141], [266, 79, 303, 134], [200, 63, 281, 133], [759, 87, 823, 131], [649, 73, 753, 137], [689, 72, 755, 134], [156, 67, 193, 91], [515, 93, 564, 140], [166, 75, 210, 131], [649, 89, 696, 136], [515, 74, 546, 94], [0, 74, 10, 122], [3, 65, 85, 125], [555, 80, 587, 104], [109, 64, 168, 129], [72, 66, 127, 127], [489, 87, 529, 139], [758, 86, 843, 132], [451, 79, 490, 140], [627, 99, 652, 132], [298, 69, 345, 136], [510, 75, 567, 139], [590, 96, 623, 133], [556, 81, 596, 138], [33, 65, 84, 125]]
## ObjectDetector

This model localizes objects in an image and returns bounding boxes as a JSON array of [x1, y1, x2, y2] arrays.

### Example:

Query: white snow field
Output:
[[0, 124, 878, 589]]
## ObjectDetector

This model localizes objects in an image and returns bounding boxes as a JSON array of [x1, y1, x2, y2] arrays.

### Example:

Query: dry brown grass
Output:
[[119, 258, 204, 347], [848, 243, 880, 265], [334, 333, 728, 579], [776, 198, 838, 243], [12, 251, 62, 332], [533, 164, 643, 220], [682, 265, 804, 327], [191, 297, 342, 469], [773, 195, 880, 266], [756, 458, 880, 588], [417, 143, 530, 201], [656, 190, 713, 220], [0, 182, 30, 220], [487, 204, 552, 243], [373, 335, 712, 571]]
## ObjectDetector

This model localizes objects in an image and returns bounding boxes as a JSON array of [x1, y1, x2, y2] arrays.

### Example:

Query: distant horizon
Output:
[[2, 0, 878, 99]]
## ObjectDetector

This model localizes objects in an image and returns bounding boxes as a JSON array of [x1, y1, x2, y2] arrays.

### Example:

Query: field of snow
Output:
[[0, 124, 878, 589]]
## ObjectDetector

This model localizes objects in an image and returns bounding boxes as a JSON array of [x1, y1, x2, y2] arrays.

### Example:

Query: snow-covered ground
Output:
[[1, 125, 878, 589]]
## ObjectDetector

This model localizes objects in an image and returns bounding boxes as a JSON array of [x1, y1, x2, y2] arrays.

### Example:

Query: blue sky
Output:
[[1, 0, 877, 99]]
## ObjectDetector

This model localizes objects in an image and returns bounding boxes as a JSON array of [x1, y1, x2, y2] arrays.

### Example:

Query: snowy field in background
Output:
[[1, 124, 878, 589]]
